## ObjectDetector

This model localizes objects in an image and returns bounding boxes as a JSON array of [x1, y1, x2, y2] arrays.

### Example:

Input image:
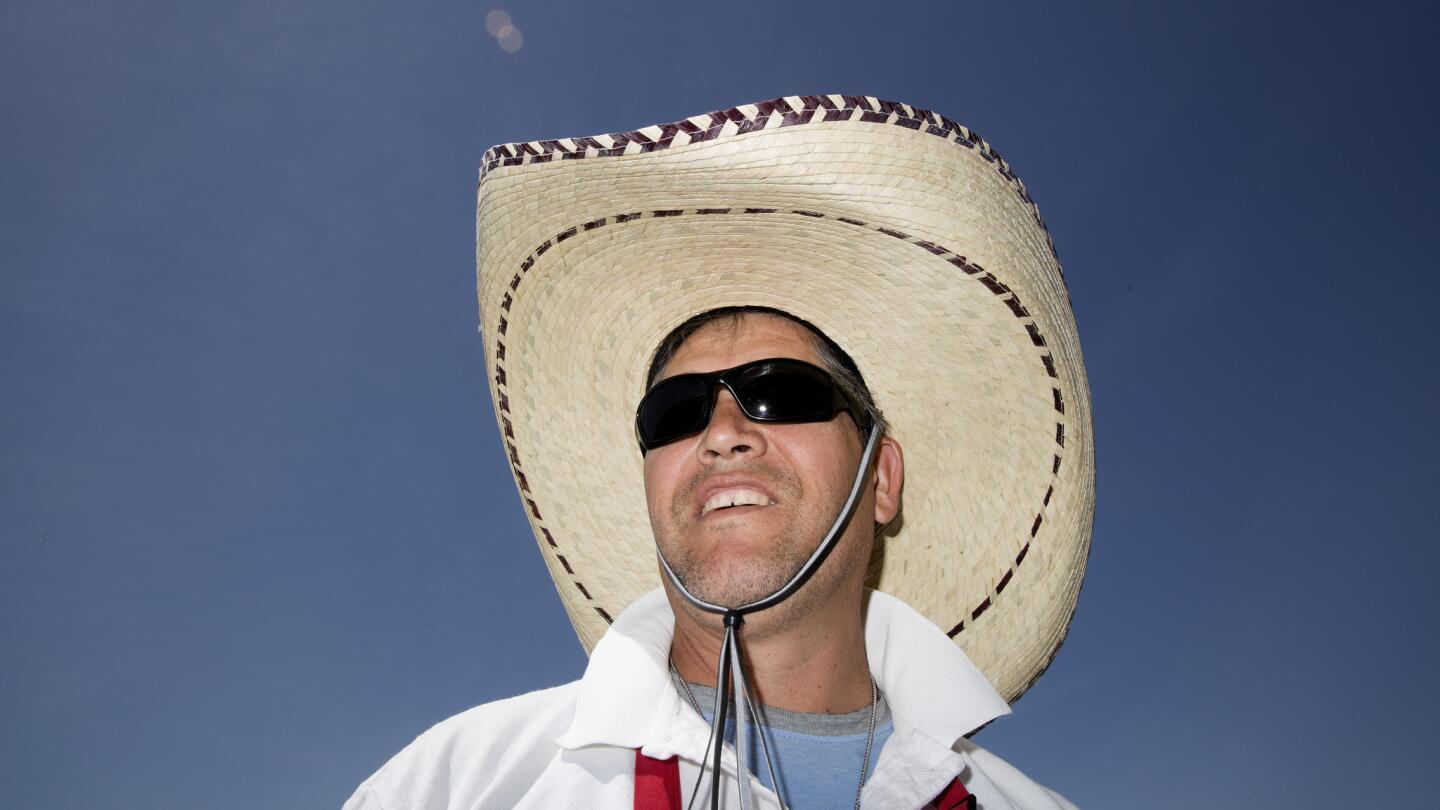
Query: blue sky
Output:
[[2, 0, 1436, 806]]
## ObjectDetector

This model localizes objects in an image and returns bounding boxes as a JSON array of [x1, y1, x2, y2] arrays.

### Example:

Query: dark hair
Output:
[[644, 306, 890, 437]]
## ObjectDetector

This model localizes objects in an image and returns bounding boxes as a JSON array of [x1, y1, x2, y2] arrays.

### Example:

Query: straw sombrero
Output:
[[475, 95, 1094, 703]]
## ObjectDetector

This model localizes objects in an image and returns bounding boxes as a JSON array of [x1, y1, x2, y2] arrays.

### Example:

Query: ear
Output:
[[871, 435, 904, 525]]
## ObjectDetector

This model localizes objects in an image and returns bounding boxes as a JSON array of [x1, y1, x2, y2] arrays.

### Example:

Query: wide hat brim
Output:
[[475, 95, 1094, 703]]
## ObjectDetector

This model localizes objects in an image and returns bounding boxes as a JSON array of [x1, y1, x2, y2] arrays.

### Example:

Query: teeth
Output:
[[701, 488, 774, 516]]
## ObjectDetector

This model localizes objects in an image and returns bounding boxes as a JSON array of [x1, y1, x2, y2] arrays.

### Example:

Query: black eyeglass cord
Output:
[[659, 426, 883, 810]]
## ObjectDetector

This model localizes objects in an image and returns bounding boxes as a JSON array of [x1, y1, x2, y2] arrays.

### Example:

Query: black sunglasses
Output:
[[634, 357, 873, 453]]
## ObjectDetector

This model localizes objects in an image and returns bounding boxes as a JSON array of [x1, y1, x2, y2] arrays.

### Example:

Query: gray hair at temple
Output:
[[644, 306, 891, 439]]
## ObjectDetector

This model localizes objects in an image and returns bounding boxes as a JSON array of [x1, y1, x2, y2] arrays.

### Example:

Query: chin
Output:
[[679, 555, 799, 609], [658, 520, 821, 606]]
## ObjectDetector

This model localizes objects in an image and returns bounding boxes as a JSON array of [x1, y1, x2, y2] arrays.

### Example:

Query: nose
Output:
[[698, 388, 767, 462]]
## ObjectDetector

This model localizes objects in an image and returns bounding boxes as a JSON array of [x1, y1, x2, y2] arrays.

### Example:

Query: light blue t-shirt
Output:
[[680, 679, 895, 810]]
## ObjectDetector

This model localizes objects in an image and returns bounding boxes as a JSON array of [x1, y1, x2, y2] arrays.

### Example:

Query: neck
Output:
[[667, 588, 873, 714]]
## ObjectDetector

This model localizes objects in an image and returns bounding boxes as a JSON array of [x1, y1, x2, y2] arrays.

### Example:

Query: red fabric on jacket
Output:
[[632, 751, 970, 810]]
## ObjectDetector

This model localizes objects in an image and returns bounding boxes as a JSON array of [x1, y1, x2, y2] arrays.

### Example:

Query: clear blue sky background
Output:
[[3, 0, 1436, 807]]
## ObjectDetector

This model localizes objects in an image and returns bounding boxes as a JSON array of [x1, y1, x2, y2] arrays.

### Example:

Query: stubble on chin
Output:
[[665, 526, 807, 607], [655, 466, 808, 608]]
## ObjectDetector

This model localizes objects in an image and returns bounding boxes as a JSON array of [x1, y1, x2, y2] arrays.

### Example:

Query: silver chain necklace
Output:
[[668, 656, 879, 810]]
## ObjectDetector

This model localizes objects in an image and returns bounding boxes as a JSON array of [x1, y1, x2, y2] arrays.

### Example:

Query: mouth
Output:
[[699, 487, 776, 518]]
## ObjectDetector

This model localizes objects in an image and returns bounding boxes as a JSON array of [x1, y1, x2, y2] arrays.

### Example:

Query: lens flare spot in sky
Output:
[[484, 9, 511, 36], [498, 27, 524, 52], [487, 9, 523, 53]]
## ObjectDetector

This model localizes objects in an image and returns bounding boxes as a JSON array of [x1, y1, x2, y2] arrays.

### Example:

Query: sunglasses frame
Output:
[[634, 357, 874, 453]]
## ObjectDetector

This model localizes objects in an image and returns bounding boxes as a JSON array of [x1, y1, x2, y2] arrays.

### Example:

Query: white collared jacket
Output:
[[343, 589, 1078, 809]]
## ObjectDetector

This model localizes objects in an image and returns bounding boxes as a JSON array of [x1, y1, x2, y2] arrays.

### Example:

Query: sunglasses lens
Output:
[[736, 365, 835, 421], [636, 360, 856, 452], [637, 376, 712, 448]]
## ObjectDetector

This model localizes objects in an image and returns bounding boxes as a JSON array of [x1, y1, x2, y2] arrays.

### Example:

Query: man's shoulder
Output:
[[954, 738, 1079, 810], [344, 680, 582, 810]]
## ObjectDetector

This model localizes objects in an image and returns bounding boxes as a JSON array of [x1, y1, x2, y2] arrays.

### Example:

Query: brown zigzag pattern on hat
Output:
[[491, 208, 1066, 634], [477, 95, 1062, 273]]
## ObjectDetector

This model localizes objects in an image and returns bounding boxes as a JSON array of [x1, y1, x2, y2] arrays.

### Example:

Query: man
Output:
[[345, 94, 1093, 808]]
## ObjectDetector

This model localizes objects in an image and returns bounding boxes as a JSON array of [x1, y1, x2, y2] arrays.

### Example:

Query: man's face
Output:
[[642, 314, 869, 609]]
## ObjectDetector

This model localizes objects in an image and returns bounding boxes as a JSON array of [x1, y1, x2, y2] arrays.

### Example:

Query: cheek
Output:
[[642, 448, 687, 518], [641, 461, 663, 517], [777, 425, 858, 477]]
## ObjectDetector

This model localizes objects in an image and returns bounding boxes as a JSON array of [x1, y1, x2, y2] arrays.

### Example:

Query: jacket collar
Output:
[[555, 587, 1010, 755]]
